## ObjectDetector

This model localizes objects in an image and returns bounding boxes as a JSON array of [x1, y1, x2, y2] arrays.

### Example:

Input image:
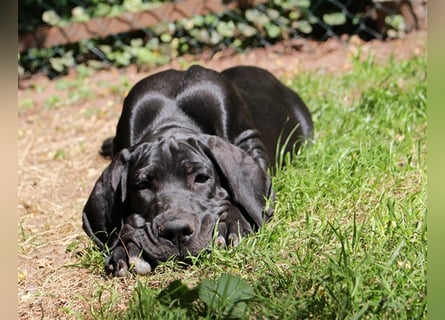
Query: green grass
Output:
[[79, 54, 427, 319]]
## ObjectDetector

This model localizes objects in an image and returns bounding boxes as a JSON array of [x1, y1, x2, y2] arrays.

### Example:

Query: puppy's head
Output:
[[82, 134, 273, 273]]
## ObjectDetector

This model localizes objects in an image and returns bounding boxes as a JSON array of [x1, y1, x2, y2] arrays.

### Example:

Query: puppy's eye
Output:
[[134, 175, 153, 190], [135, 180, 151, 190], [194, 173, 210, 184]]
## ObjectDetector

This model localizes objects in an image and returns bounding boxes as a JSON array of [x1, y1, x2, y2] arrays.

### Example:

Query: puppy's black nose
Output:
[[159, 220, 195, 245]]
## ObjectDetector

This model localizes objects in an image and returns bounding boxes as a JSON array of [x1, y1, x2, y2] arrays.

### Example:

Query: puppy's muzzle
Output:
[[158, 219, 195, 246]]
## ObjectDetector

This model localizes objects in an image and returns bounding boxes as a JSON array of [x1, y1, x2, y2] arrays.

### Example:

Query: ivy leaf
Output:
[[216, 21, 236, 38], [71, 6, 90, 23], [323, 12, 347, 26], [297, 20, 312, 34], [264, 23, 282, 39], [237, 23, 257, 37], [114, 51, 131, 66], [266, 8, 280, 20], [245, 9, 260, 22], [49, 51, 74, 72], [42, 10, 62, 26], [296, 0, 311, 7], [210, 30, 222, 45], [199, 274, 256, 319]]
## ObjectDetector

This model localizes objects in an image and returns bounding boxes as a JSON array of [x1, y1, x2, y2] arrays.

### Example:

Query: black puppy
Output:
[[82, 65, 312, 276]]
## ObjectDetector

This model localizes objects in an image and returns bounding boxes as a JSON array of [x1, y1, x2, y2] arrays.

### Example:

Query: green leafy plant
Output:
[[156, 274, 257, 319], [19, 0, 418, 76], [199, 274, 256, 318]]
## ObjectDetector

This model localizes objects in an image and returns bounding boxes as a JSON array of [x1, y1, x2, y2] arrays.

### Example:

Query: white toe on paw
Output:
[[214, 235, 227, 248], [115, 260, 128, 277], [228, 233, 240, 247], [129, 256, 152, 275]]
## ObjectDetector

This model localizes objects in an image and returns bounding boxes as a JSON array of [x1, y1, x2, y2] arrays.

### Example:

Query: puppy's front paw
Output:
[[216, 208, 253, 248], [105, 242, 153, 276], [105, 246, 129, 277]]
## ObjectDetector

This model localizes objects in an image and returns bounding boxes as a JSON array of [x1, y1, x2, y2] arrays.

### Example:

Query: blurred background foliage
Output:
[[18, 0, 421, 77]]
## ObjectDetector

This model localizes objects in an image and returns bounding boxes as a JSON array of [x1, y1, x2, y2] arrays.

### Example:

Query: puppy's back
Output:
[[222, 66, 313, 163]]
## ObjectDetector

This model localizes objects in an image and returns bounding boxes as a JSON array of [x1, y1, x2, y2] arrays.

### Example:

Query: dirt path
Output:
[[18, 30, 426, 319]]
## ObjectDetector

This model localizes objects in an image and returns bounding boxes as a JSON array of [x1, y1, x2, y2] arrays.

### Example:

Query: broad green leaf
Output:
[[199, 274, 256, 318]]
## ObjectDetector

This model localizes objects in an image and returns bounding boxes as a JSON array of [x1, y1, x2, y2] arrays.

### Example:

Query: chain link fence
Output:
[[18, 0, 427, 78]]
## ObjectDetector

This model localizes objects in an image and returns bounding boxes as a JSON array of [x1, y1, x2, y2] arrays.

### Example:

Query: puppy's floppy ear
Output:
[[82, 149, 131, 250], [195, 135, 274, 229]]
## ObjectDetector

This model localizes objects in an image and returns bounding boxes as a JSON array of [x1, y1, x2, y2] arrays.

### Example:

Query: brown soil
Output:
[[18, 29, 426, 319]]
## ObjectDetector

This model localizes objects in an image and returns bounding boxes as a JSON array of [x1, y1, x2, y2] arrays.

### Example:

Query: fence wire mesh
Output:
[[18, 0, 426, 78]]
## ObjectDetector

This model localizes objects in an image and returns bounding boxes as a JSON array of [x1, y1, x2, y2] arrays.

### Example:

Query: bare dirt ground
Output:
[[18, 29, 426, 319]]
